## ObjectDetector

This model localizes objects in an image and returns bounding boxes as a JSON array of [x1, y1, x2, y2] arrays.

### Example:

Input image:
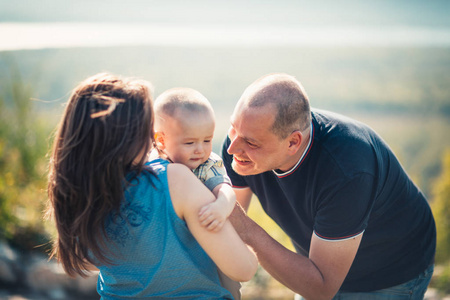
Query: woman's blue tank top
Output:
[[97, 159, 233, 299]]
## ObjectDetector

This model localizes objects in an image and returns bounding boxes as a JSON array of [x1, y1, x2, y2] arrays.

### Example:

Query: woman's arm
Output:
[[168, 163, 258, 282], [198, 183, 236, 231]]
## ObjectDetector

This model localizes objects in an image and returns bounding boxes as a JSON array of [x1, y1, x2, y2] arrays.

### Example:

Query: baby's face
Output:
[[162, 110, 215, 170]]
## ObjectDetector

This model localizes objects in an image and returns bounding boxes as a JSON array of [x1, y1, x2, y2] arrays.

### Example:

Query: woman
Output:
[[47, 73, 257, 299]]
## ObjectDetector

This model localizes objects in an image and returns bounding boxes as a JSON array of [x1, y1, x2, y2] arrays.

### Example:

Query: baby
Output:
[[152, 87, 241, 299], [152, 87, 236, 231]]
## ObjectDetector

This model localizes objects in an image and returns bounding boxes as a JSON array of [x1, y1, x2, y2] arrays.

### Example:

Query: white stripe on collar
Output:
[[272, 123, 313, 177]]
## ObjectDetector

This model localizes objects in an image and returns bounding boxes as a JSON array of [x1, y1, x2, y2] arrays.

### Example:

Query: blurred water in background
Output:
[[2, 22, 450, 51]]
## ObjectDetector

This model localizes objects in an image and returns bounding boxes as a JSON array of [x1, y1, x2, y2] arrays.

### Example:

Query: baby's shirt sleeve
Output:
[[193, 152, 231, 191]]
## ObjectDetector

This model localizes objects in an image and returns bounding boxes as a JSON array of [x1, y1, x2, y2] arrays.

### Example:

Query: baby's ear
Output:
[[154, 131, 165, 149]]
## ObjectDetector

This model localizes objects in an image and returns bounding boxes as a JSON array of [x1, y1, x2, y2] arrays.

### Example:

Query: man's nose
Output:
[[227, 136, 241, 155]]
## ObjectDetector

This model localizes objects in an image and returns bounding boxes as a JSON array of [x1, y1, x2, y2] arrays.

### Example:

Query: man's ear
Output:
[[287, 130, 302, 155], [154, 131, 165, 150]]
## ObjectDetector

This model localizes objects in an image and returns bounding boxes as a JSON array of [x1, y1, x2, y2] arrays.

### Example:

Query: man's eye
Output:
[[228, 127, 235, 138], [247, 142, 257, 148]]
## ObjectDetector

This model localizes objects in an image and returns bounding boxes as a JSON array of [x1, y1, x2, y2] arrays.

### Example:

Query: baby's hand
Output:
[[198, 202, 227, 232]]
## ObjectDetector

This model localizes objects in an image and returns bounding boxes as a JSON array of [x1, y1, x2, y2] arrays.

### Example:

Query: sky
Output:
[[1, 0, 450, 27], [1, 1, 450, 50]]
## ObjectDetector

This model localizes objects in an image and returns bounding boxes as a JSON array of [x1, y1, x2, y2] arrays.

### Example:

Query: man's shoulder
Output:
[[310, 109, 382, 177], [312, 108, 364, 129], [312, 108, 376, 147]]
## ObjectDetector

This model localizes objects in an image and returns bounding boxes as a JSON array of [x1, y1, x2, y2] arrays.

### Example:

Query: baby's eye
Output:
[[184, 142, 194, 145], [204, 139, 211, 143]]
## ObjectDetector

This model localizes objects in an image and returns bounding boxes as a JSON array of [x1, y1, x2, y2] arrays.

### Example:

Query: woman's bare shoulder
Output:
[[167, 163, 215, 218]]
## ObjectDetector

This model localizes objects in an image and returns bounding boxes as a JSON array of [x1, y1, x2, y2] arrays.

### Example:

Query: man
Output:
[[222, 73, 436, 300]]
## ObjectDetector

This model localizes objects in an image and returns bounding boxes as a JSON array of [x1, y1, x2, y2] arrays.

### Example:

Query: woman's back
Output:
[[97, 159, 233, 299], [47, 73, 257, 300]]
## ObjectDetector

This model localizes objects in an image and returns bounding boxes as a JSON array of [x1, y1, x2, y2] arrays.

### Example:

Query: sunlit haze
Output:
[[1, 0, 450, 50]]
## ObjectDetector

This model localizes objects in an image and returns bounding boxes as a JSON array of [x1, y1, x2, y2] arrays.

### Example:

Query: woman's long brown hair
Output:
[[47, 73, 154, 277]]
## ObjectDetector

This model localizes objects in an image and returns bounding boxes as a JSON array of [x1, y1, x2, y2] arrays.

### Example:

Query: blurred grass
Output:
[[0, 58, 54, 252]]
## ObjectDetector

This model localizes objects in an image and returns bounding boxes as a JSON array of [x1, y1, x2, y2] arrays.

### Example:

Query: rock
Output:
[[0, 257, 16, 283], [425, 288, 442, 300], [0, 240, 19, 285], [0, 240, 100, 299], [72, 271, 99, 296], [25, 254, 70, 299]]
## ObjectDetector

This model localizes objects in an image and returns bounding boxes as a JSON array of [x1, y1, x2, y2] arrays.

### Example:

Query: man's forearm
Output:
[[230, 204, 340, 300], [239, 216, 329, 298]]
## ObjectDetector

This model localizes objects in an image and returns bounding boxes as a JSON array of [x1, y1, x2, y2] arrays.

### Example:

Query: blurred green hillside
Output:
[[4, 46, 450, 116]]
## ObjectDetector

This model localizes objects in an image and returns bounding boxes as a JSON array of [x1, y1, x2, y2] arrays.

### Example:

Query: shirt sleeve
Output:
[[221, 136, 249, 188], [193, 152, 231, 191], [313, 173, 376, 241]]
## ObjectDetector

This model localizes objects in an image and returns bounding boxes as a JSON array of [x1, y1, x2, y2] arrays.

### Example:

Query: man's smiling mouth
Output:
[[234, 156, 250, 163]]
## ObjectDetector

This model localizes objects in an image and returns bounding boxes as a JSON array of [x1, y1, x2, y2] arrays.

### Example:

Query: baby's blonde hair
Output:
[[153, 88, 215, 158], [154, 87, 214, 123]]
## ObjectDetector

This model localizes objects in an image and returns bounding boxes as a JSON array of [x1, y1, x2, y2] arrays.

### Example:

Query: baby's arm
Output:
[[198, 183, 236, 232]]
